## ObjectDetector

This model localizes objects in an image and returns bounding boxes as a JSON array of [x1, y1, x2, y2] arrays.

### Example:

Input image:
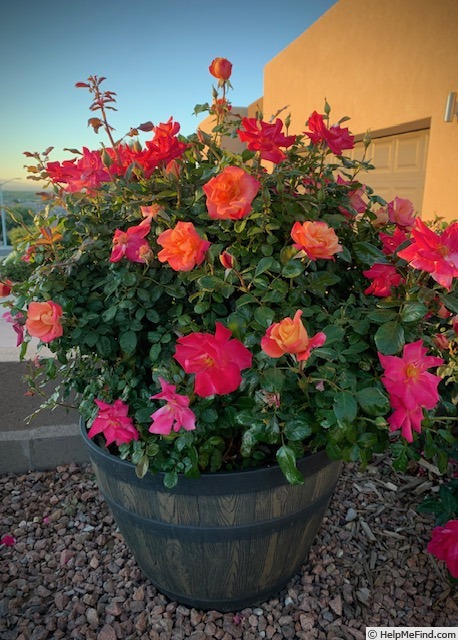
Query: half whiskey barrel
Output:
[[81, 421, 342, 611]]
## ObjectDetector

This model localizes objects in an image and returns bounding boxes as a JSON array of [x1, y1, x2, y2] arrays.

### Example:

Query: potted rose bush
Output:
[[1, 58, 458, 605]]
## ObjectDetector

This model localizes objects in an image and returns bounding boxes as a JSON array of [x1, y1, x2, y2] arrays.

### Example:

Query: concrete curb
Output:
[[0, 423, 89, 475]]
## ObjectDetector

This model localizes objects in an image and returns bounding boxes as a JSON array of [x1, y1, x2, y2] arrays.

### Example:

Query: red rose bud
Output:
[[220, 251, 235, 269], [0, 279, 13, 297], [433, 333, 450, 350], [209, 58, 232, 82], [165, 159, 181, 180]]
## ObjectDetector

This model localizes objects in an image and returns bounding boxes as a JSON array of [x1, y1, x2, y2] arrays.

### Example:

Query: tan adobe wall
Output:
[[262, 0, 458, 221]]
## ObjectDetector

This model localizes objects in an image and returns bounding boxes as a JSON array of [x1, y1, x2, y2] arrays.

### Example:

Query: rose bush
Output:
[[1, 58, 457, 495]]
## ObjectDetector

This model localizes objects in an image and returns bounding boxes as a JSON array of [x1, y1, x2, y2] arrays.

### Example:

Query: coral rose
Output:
[[157, 221, 211, 271], [174, 323, 252, 397], [25, 301, 63, 343], [203, 166, 260, 220], [387, 196, 417, 230], [261, 310, 326, 361], [209, 57, 232, 82], [291, 220, 343, 260]]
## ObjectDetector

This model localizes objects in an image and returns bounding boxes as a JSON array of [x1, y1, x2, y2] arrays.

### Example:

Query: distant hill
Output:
[[0, 181, 47, 193]]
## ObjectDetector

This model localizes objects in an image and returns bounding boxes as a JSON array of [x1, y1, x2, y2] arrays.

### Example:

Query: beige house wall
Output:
[[262, 0, 458, 222], [198, 98, 263, 154]]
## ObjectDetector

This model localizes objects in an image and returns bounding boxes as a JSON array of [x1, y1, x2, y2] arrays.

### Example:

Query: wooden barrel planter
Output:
[[81, 422, 342, 611]]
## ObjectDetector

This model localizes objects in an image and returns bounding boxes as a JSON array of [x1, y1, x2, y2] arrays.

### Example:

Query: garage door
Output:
[[348, 129, 429, 215]]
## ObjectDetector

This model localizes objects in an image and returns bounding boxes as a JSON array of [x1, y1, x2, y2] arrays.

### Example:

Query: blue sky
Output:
[[0, 0, 337, 189]]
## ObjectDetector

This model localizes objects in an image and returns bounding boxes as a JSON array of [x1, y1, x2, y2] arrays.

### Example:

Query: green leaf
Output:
[[254, 306, 275, 328], [200, 407, 219, 423], [333, 391, 357, 424], [120, 330, 137, 355], [283, 419, 312, 441], [367, 309, 398, 324], [400, 302, 428, 323], [197, 275, 223, 291], [235, 409, 257, 426], [96, 336, 113, 357], [305, 272, 340, 293], [276, 445, 304, 484], [122, 271, 137, 287], [322, 325, 345, 345], [262, 367, 285, 392], [135, 455, 149, 479], [163, 470, 178, 489], [102, 306, 118, 322], [356, 387, 390, 415], [255, 256, 275, 277], [374, 321, 405, 355], [354, 242, 387, 266], [149, 343, 161, 362], [438, 485, 458, 515], [236, 293, 258, 307], [281, 261, 304, 278], [439, 292, 458, 314], [84, 330, 99, 347]]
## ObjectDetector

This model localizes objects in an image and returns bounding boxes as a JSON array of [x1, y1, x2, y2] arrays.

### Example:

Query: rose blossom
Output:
[[174, 323, 252, 397], [141, 204, 163, 220], [88, 399, 139, 446], [387, 196, 417, 230], [427, 520, 458, 578], [203, 166, 260, 220], [157, 221, 211, 271], [209, 57, 232, 82], [379, 340, 444, 442], [261, 310, 326, 361], [2, 311, 25, 346], [379, 227, 409, 255], [397, 219, 458, 290], [237, 117, 296, 164], [110, 222, 152, 263], [304, 111, 354, 155], [363, 263, 404, 297], [149, 378, 196, 435], [291, 220, 343, 261], [25, 301, 63, 343]]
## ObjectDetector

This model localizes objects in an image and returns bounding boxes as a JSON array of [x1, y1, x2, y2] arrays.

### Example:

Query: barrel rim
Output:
[[80, 417, 341, 494]]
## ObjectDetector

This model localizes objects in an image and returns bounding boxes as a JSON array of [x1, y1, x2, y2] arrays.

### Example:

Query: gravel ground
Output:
[[1, 458, 457, 640]]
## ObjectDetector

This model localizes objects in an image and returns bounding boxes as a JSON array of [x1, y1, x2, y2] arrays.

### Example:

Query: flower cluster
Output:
[[1, 58, 457, 499]]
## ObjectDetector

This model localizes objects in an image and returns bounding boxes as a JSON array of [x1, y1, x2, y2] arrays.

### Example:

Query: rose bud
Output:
[[433, 333, 450, 350], [209, 58, 232, 83], [220, 251, 235, 270]]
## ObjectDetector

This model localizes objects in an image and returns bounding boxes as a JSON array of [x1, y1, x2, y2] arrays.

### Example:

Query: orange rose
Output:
[[291, 220, 342, 261], [261, 310, 326, 361], [141, 204, 163, 220], [203, 166, 260, 221], [26, 300, 63, 343], [157, 221, 211, 272], [209, 57, 232, 82]]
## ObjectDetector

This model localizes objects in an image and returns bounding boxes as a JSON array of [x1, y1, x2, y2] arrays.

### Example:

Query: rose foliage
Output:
[[1, 61, 458, 488]]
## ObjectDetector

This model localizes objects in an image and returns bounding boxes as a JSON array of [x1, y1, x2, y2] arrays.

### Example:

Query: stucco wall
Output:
[[262, 0, 458, 221], [198, 98, 263, 154]]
